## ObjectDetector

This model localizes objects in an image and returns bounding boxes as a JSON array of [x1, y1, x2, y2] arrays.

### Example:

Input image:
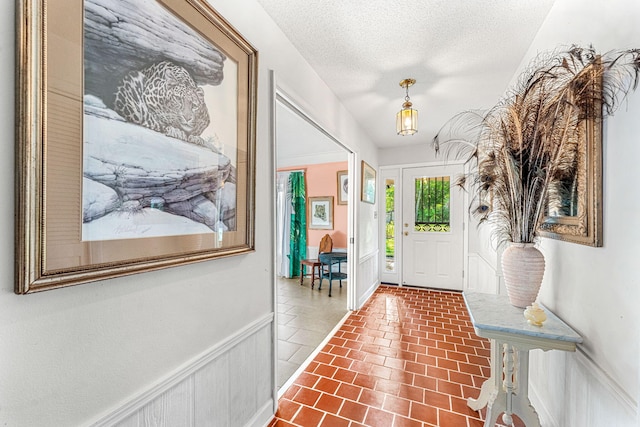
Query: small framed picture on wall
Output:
[[361, 161, 376, 204], [309, 196, 334, 229], [337, 170, 348, 205]]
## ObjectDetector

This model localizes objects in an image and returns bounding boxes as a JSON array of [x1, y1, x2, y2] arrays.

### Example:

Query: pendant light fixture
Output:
[[396, 78, 418, 136]]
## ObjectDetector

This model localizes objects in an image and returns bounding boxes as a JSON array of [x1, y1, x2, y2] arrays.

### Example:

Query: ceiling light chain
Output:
[[396, 78, 418, 136]]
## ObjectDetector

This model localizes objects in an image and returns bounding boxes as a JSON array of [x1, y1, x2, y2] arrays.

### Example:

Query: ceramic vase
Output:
[[501, 243, 545, 308]]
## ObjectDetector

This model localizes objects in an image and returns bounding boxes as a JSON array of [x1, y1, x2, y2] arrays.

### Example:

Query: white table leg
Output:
[[511, 349, 541, 427], [468, 339, 500, 410], [468, 341, 542, 427]]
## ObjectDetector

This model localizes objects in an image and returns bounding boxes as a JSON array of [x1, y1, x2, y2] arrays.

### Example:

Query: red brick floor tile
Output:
[[314, 377, 340, 394], [364, 407, 395, 427], [438, 408, 468, 426], [426, 365, 449, 380], [399, 384, 424, 403], [295, 372, 320, 388], [318, 413, 350, 427], [409, 402, 438, 425], [449, 371, 474, 386], [451, 395, 483, 419], [358, 388, 386, 409], [328, 345, 350, 357], [405, 360, 426, 376], [393, 415, 423, 427], [374, 378, 402, 395], [424, 389, 451, 410], [413, 374, 437, 391], [384, 357, 406, 370], [437, 379, 462, 398], [282, 384, 301, 400], [338, 399, 368, 423], [293, 387, 321, 407], [347, 349, 368, 361], [436, 357, 459, 371], [329, 355, 352, 369], [291, 406, 324, 427], [314, 363, 338, 378], [270, 286, 494, 427], [351, 360, 373, 375], [315, 352, 334, 364], [458, 362, 483, 376], [364, 353, 386, 366], [382, 395, 411, 417], [389, 368, 413, 384], [314, 393, 343, 414], [275, 399, 301, 421], [370, 364, 393, 380], [335, 382, 362, 401], [353, 373, 377, 389], [333, 368, 357, 383]]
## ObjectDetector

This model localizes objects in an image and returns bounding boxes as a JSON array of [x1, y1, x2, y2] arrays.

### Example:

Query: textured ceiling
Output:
[[258, 0, 556, 149]]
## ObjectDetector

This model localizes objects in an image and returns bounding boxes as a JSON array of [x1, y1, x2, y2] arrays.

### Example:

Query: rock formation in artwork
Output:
[[83, 98, 235, 234], [84, 0, 226, 107]]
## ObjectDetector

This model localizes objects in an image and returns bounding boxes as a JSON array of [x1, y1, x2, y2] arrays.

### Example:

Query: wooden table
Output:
[[463, 292, 582, 427], [318, 251, 347, 297]]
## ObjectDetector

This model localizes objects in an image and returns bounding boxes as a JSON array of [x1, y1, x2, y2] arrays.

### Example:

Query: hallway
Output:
[[277, 276, 349, 388], [270, 285, 519, 427]]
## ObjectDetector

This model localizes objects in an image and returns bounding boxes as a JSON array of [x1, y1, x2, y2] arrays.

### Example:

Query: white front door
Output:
[[402, 165, 464, 290]]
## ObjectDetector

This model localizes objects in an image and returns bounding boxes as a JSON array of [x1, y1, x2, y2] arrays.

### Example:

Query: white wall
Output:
[[0, 1, 378, 425], [500, 0, 640, 425], [378, 141, 440, 167]]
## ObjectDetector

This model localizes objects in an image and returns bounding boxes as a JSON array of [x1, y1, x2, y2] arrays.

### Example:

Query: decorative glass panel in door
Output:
[[385, 178, 396, 273], [414, 176, 450, 232]]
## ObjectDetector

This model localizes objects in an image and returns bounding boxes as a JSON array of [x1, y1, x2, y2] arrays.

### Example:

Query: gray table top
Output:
[[463, 292, 582, 345]]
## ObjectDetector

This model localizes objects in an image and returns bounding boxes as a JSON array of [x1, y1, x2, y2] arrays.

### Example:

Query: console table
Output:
[[463, 292, 582, 427]]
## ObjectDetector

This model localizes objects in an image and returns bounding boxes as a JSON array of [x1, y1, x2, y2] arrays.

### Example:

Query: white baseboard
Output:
[[359, 281, 379, 308], [249, 400, 275, 427]]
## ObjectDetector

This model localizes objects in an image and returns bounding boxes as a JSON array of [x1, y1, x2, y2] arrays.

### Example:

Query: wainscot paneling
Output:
[[529, 346, 639, 427], [466, 253, 499, 294], [90, 314, 274, 427], [358, 251, 379, 308]]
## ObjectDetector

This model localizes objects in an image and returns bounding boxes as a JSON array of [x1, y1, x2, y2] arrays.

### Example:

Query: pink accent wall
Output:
[[279, 161, 348, 248]]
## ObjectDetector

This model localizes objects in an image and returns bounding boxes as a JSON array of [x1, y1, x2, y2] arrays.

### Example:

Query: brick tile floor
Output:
[[269, 285, 525, 427]]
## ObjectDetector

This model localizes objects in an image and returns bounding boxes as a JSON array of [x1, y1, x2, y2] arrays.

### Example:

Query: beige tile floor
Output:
[[277, 276, 349, 389]]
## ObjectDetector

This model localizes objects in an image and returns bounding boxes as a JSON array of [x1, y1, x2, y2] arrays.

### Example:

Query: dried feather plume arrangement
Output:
[[433, 45, 640, 248]]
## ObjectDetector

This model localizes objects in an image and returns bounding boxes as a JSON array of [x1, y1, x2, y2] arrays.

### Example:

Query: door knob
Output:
[[404, 231, 409, 236]]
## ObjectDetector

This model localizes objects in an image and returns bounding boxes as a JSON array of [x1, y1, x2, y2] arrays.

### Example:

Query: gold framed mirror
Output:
[[538, 61, 603, 247]]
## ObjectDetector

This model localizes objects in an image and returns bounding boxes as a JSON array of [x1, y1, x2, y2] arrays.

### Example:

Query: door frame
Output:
[[379, 161, 469, 289], [270, 72, 358, 404]]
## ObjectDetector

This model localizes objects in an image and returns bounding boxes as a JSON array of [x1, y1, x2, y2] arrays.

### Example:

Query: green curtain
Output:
[[288, 172, 307, 277]]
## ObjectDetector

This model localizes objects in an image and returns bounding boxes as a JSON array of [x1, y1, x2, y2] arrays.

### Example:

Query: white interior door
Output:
[[402, 165, 464, 290]]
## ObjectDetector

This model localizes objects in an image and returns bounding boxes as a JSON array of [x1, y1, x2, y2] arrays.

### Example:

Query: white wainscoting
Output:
[[358, 251, 379, 308], [90, 314, 274, 427], [529, 346, 639, 427], [466, 253, 499, 294]]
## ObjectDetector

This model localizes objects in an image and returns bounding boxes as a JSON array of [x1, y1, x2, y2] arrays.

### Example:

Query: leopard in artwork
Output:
[[114, 61, 210, 145]]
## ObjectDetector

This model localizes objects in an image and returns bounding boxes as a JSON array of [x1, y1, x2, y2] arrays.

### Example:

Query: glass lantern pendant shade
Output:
[[396, 78, 418, 136]]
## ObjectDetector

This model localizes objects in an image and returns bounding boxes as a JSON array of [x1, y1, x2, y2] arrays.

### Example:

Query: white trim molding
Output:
[[89, 313, 275, 427]]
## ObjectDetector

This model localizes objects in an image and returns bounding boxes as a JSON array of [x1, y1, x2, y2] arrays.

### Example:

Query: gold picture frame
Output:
[[15, 0, 258, 293], [361, 161, 376, 204], [336, 170, 348, 205], [308, 197, 334, 230]]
